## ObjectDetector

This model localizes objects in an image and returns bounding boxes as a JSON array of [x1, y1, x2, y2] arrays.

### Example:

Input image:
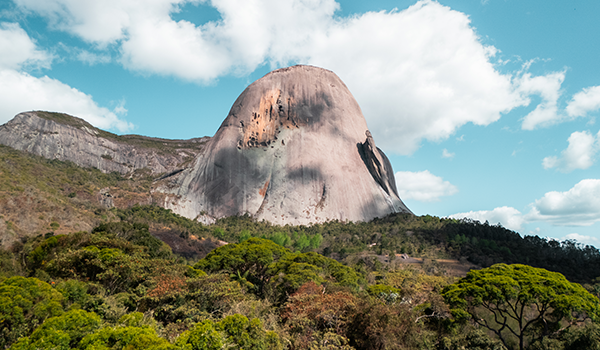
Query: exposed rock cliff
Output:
[[161, 65, 412, 225], [0, 111, 208, 175]]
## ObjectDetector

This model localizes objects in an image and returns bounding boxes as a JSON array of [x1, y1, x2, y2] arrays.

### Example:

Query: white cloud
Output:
[[449, 206, 525, 231], [517, 70, 566, 130], [566, 85, 600, 118], [527, 179, 600, 226], [0, 22, 52, 70], [542, 130, 599, 172], [561, 233, 599, 247], [0, 21, 132, 131], [395, 170, 458, 202], [442, 148, 455, 159], [76, 50, 111, 66], [453, 179, 600, 231], [13, 0, 136, 45], [304, 2, 528, 154], [0, 69, 133, 132]]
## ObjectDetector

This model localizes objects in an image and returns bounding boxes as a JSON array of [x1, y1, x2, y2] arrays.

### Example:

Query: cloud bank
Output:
[[449, 206, 525, 231], [451, 179, 600, 230]]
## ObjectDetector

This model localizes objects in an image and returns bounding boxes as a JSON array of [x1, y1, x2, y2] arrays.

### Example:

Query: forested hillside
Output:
[[2, 145, 600, 349]]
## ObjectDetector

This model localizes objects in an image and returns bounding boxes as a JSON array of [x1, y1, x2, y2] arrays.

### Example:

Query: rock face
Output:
[[0, 111, 208, 175], [162, 65, 411, 224]]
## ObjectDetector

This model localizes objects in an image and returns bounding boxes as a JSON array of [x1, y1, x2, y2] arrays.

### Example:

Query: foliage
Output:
[[282, 281, 358, 348], [195, 238, 289, 296], [438, 328, 507, 350], [444, 219, 600, 283], [79, 324, 175, 350], [346, 298, 436, 350], [195, 238, 361, 300], [92, 222, 172, 258], [139, 273, 246, 325], [10, 309, 101, 350], [366, 284, 402, 304], [442, 264, 600, 350], [0, 276, 64, 348], [176, 313, 282, 350]]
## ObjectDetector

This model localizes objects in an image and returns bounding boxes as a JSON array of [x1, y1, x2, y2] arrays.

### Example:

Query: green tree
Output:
[[442, 264, 600, 350], [194, 238, 289, 296], [176, 314, 282, 350], [195, 239, 360, 300], [175, 320, 227, 350], [0, 276, 64, 348], [79, 324, 174, 350], [10, 309, 101, 350]]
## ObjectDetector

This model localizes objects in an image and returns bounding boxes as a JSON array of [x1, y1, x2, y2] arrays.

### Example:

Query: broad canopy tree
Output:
[[442, 263, 600, 350], [194, 238, 360, 299]]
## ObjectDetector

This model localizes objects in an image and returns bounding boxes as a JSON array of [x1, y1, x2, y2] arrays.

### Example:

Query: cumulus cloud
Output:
[[305, 2, 528, 153], [542, 130, 599, 172], [0, 22, 52, 70], [527, 179, 600, 226], [566, 85, 600, 118], [0, 70, 133, 131], [0, 22, 132, 131], [450, 179, 600, 232], [13, 0, 136, 45], [517, 70, 566, 130], [395, 170, 458, 202], [449, 206, 524, 231]]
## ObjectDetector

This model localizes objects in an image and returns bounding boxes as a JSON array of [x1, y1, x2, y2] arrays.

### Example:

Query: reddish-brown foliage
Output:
[[147, 274, 186, 298], [281, 281, 358, 348]]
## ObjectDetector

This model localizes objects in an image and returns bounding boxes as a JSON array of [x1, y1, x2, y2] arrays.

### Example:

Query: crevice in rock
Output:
[[358, 130, 396, 197]]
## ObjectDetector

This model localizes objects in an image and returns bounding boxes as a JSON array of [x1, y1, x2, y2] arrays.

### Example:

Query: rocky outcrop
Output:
[[160, 65, 412, 225], [0, 111, 208, 175]]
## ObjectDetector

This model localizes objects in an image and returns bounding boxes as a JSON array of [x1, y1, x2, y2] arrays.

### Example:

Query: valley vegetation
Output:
[[2, 206, 600, 349], [1, 145, 600, 349]]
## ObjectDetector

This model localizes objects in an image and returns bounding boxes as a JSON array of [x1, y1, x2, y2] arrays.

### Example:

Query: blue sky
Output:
[[2, 0, 600, 246]]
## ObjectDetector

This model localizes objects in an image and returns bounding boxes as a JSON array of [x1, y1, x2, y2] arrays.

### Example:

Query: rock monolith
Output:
[[162, 65, 411, 224]]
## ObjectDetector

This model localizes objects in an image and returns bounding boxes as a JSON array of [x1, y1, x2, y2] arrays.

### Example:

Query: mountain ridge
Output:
[[0, 111, 209, 176]]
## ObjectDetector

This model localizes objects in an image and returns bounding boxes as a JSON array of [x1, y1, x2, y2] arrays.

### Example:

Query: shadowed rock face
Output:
[[163, 65, 412, 224], [0, 111, 208, 175]]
